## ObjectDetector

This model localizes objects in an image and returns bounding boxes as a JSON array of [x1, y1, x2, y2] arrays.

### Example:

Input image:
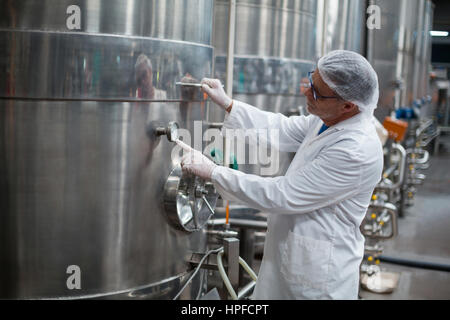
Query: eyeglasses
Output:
[[307, 71, 341, 101]]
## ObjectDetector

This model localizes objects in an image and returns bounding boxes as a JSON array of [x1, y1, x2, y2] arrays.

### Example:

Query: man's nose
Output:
[[304, 87, 313, 99]]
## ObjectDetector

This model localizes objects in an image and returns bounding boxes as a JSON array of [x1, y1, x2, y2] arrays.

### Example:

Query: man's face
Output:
[[304, 70, 345, 121], [136, 65, 153, 89]]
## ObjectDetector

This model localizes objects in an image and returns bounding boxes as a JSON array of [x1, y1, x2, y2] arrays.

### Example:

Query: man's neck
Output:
[[322, 110, 360, 127]]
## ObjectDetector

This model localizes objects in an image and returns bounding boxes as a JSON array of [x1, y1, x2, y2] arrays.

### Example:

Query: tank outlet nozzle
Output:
[[155, 121, 179, 142]]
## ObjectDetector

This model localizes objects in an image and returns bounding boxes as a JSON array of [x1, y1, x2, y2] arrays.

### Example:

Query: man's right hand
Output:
[[201, 78, 233, 112]]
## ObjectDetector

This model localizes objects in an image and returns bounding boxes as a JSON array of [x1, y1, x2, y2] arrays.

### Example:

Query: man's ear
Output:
[[342, 102, 357, 113]]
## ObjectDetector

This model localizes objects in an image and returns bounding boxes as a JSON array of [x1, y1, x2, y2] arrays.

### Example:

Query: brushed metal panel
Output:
[[0, 31, 213, 101], [323, 0, 366, 54], [0, 0, 213, 45], [0, 99, 208, 299], [214, 0, 317, 60]]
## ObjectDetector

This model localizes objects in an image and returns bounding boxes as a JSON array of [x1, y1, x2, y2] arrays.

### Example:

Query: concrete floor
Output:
[[359, 134, 450, 300]]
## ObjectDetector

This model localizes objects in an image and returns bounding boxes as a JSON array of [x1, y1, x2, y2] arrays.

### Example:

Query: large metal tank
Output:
[[211, 0, 366, 176], [0, 0, 215, 299], [416, 0, 434, 118], [212, 0, 319, 177], [319, 0, 366, 55], [368, 0, 434, 121]]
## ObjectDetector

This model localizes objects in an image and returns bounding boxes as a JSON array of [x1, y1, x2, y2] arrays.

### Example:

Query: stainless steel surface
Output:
[[212, 0, 319, 176], [0, 0, 213, 45], [208, 218, 268, 231], [0, 0, 214, 299], [222, 238, 240, 300], [320, 0, 366, 55], [212, 0, 369, 177], [237, 279, 256, 300], [368, 0, 403, 120], [225, 0, 236, 97], [0, 31, 213, 101], [214, 0, 317, 59], [368, 0, 434, 121]]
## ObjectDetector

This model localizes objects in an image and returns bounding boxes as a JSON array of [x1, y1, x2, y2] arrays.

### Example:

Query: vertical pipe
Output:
[[339, 0, 349, 49], [363, 0, 371, 60], [224, 0, 236, 169], [412, 0, 425, 101], [226, 0, 236, 98], [395, 0, 408, 109], [316, 0, 327, 58]]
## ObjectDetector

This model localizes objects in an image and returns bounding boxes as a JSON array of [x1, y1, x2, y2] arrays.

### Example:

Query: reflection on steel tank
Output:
[[0, 0, 214, 299], [211, 0, 366, 176]]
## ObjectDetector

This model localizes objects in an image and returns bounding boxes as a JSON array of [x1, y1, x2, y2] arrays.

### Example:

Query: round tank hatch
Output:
[[163, 164, 218, 232]]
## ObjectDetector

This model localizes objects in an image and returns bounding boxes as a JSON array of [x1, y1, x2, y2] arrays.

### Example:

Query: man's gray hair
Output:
[[135, 53, 152, 71]]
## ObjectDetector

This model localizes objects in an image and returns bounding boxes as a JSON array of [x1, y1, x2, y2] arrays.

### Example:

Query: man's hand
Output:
[[177, 140, 217, 181], [201, 78, 233, 112]]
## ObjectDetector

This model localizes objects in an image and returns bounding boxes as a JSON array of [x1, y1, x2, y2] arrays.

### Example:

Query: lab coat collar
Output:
[[308, 112, 371, 144], [329, 112, 371, 132]]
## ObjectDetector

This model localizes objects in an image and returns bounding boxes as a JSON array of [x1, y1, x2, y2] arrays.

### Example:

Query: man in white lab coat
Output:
[[179, 50, 384, 299]]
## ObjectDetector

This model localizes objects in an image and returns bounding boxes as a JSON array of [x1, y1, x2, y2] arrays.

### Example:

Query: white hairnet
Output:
[[318, 50, 379, 114]]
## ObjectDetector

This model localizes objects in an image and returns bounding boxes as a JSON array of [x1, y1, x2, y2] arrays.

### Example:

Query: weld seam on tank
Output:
[[37, 272, 193, 300], [220, 1, 316, 18], [376, 255, 450, 273], [217, 53, 315, 65], [0, 97, 207, 103], [0, 28, 214, 49]]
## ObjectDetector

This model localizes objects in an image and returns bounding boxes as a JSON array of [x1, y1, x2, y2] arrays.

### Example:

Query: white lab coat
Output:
[[211, 100, 383, 299]]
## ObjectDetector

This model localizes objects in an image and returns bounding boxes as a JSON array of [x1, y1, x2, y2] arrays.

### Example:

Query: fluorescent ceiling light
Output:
[[430, 31, 449, 37]]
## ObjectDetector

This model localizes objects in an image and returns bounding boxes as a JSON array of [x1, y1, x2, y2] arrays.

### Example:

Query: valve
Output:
[[155, 121, 179, 142], [163, 164, 218, 232]]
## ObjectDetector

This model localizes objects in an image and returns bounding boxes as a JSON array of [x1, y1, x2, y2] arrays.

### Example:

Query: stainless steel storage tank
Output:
[[367, 0, 434, 121], [211, 0, 366, 176], [319, 0, 366, 55], [212, 0, 318, 177], [0, 0, 214, 299]]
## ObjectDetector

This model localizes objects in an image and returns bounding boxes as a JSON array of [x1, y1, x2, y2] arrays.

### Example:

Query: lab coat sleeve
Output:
[[211, 140, 363, 214], [222, 100, 312, 152]]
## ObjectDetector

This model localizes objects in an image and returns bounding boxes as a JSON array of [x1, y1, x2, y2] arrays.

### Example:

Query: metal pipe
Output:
[[226, 0, 236, 97], [206, 122, 224, 129], [377, 255, 450, 273], [407, 148, 430, 164], [223, 0, 236, 170], [382, 164, 398, 179], [377, 143, 406, 191], [237, 281, 256, 300], [415, 119, 434, 138], [365, 202, 398, 240], [208, 218, 268, 231], [391, 143, 406, 190]]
